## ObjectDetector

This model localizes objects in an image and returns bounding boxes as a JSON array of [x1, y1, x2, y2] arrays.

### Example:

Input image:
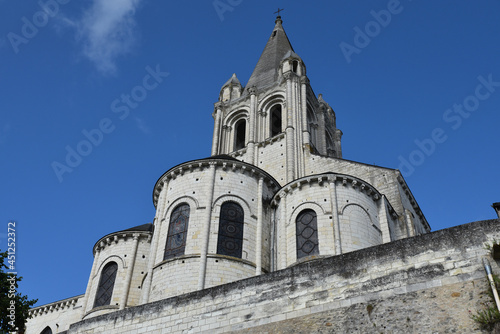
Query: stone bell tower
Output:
[[211, 15, 343, 185]]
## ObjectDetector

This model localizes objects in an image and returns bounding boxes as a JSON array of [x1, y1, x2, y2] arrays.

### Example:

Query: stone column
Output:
[[317, 107, 327, 155], [279, 194, 288, 269], [222, 125, 231, 154], [255, 177, 264, 275], [247, 87, 257, 164], [301, 76, 310, 147], [270, 206, 277, 272], [211, 103, 223, 156], [258, 109, 267, 142], [81, 247, 101, 316], [405, 209, 415, 237], [284, 73, 295, 182], [198, 162, 217, 290], [141, 181, 168, 304], [377, 197, 393, 244], [329, 178, 342, 255], [334, 129, 343, 158], [120, 234, 139, 310]]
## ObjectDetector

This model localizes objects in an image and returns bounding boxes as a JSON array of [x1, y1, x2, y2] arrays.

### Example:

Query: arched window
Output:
[[270, 105, 282, 137], [40, 327, 52, 334], [94, 262, 118, 308], [296, 209, 319, 259], [164, 203, 190, 260], [292, 60, 299, 73], [234, 119, 246, 151], [217, 202, 244, 258]]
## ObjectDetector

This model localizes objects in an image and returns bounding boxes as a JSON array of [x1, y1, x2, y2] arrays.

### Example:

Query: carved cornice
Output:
[[300, 76, 310, 85], [271, 173, 384, 206], [28, 294, 84, 317], [256, 132, 285, 148], [93, 231, 151, 255], [152, 157, 281, 207]]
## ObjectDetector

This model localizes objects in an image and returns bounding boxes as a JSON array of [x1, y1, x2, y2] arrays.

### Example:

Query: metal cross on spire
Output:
[[274, 8, 284, 16]]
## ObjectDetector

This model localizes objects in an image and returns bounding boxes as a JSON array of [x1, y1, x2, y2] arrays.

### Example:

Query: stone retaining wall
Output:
[[67, 219, 500, 333]]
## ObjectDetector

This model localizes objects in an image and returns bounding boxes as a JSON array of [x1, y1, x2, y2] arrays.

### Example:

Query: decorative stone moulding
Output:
[[153, 157, 281, 207], [83, 305, 119, 319], [93, 231, 151, 255], [28, 295, 83, 317], [271, 173, 395, 215], [231, 147, 247, 157], [256, 132, 285, 149]]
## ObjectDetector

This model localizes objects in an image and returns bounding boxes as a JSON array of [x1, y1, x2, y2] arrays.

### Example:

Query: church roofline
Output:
[[152, 156, 281, 208], [92, 224, 153, 255]]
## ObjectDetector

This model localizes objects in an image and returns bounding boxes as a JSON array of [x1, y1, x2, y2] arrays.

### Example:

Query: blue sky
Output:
[[1, 0, 499, 307]]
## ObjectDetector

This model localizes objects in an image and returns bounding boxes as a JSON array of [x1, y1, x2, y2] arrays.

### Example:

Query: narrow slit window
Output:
[[234, 120, 246, 150], [270, 105, 282, 137]]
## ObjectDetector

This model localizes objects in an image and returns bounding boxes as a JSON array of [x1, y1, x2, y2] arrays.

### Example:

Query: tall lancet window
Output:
[[164, 203, 190, 260], [270, 105, 282, 137], [94, 262, 118, 308], [217, 202, 244, 258], [296, 209, 319, 259], [234, 119, 246, 151]]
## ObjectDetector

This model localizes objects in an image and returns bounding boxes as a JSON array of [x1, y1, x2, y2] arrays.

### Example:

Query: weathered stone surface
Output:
[[58, 219, 500, 334]]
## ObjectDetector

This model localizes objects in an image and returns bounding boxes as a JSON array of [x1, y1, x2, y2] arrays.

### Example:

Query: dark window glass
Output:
[[296, 209, 319, 259], [235, 120, 246, 150], [41, 327, 52, 334], [270, 105, 282, 137], [94, 262, 118, 308], [217, 202, 244, 258], [164, 204, 190, 260]]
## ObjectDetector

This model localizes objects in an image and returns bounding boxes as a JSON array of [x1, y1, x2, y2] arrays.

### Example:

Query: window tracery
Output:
[[217, 202, 244, 258]]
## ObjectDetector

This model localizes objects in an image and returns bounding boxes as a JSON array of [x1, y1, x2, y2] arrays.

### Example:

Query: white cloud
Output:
[[134, 117, 151, 135], [78, 0, 142, 75]]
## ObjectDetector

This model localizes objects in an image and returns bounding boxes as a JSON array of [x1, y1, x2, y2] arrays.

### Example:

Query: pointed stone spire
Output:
[[222, 73, 241, 88], [220, 73, 242, 102], [244, 16, 294, 93]]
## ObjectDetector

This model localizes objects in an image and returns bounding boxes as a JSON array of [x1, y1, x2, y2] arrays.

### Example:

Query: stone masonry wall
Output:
[[305, 153, 429, 234], [66, 219, 500, 333]]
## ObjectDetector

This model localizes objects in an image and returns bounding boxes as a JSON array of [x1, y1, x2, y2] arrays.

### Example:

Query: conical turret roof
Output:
[[244, 16, 294, 93], [222, 73, 241, 88]]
